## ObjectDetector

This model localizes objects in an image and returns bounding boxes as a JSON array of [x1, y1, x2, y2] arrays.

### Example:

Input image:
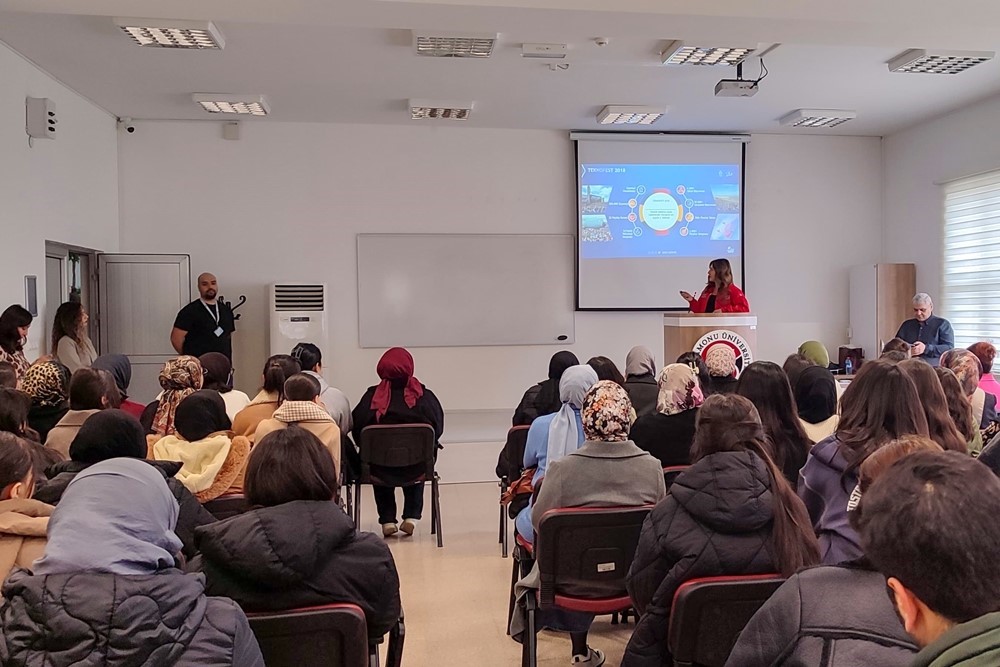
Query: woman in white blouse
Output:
[[51, 302, 97, 374]]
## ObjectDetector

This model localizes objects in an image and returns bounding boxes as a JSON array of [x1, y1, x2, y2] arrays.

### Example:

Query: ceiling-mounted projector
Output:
[[714, 79, 759, 97]]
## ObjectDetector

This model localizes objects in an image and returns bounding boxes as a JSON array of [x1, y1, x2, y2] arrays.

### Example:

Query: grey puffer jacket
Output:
[[0, 568, 264, 667]]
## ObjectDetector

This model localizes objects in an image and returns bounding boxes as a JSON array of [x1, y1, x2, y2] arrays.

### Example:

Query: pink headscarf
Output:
[[370, 347, 425, 422]]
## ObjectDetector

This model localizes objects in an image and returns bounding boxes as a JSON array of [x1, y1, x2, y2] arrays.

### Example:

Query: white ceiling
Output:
[[2, 0, 1000, 135]]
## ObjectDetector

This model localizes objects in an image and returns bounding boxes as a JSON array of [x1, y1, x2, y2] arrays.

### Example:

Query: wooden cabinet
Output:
[[849, 263, 916, 361]]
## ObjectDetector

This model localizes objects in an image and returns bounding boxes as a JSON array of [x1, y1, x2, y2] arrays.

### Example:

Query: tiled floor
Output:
[[354, 482, 634, 666]]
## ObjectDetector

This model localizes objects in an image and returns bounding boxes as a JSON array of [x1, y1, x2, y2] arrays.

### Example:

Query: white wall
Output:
[[883, 92, 1000, 301], [118, 122, 882, 412], [0, 41, 119, 355]]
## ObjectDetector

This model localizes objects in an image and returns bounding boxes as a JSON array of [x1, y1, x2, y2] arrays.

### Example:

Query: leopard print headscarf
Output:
[[21, 361, 70, 407]]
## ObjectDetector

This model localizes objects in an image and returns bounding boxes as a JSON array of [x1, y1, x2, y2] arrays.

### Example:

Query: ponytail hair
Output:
[[262, 354, 302, 402], [693, 394, 821, 576]]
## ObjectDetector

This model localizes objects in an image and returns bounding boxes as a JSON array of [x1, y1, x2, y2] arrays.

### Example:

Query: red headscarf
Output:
[[370, 347, 425, 422]]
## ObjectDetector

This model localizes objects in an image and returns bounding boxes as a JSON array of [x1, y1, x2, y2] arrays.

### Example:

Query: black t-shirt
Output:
[[173, 299, 236, 360]]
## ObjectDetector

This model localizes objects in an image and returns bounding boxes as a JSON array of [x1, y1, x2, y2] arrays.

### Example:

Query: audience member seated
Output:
[[0, 387, 41, 442], [0, 432, 50, 582], [587, 356, 627, 388], [231, 354, 301, 439], [92, 354, 146, 419], [725, 436, 936, 667], [512, 350, 579, 426], [199, 352, 251, 421], [0, 305, 34, 382], [941, 348, 998, 431], [190, 427, 401, 639], [254, 374, 341, 477], [857, 450, 1000, 666], [36, 409, 214, 558], [352, 347, 445, 538], [44, 368, 111, 459], [0, 361, 18, 389], [290, 342, 353, 435], [898, 360, 969, 454], [937, 367, 984, 453], [624, 394, 820, 666], [882, 337, 913, 358], [512, 381, 666, 667], [624, 346, 658, 418], [676, 351, 713, 396], [141, 355, 204, 436], [152, 390, 250, 502], [0, 458, 264, 666], [798, 340, 830, 369], [795, 365, 840, 444], [705, 346, 739, 395], [21, 361, 70, 442], [513, 364, 598, 543], [881, 350, 909, 363], [969, 341, 1000, 400], [50, 302, 97, 374], [629, 364, 704, 467], [798, 360, 928, 564], [782, 353, 815, 394]]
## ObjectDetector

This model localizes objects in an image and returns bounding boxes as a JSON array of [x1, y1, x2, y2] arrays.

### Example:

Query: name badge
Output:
[[214, 326, 225, 337]]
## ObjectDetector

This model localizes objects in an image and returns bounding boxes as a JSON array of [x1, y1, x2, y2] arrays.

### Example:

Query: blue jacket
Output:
[[895, 315, 954, 366]]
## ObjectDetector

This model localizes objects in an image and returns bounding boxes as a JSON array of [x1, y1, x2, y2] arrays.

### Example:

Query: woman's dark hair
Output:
[[692, 394, 820, 576], [0, 305, 32, 354], [880, 350, 908, 363], [68, 368, 110, 411], [0, 362, 17, 389], [0, 388, 32, 436], [283, 373, 321, 402], [587, 356, 626, 388], [898, 360, 968, 454], [290, 343, 322, 373], [262, 355, 302, 402], [245, 426, 339, 507], [51, 302, 85, 351], [836, 359, 929, 474], [882, 338, 912, 356], [676, 351, 712, 396], [782, 354, 814, 392], [708, 258, 734, 292], [536, 351, 579, 414], [199, 352, 233, 394], [935, 367, 978, 444], [736, 361, 812, 475], [0, 432, 33, 493], [968, 341, 997, 375]]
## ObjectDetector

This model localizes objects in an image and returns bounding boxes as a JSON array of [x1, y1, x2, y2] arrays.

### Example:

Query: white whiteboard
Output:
[[357, 234, 576, 348]]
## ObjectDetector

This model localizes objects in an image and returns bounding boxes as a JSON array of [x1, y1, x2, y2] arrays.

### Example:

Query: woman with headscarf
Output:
[[230, 354, 301, 439], [941, 348, 998, 430], [200, 352, 251, 421], [352, 348, 444, 538], [795, 365, 840, 443], [140, 355, 203, 436], [512, 350, 579, 426], [798, 340, 831, 369], [34, 409, 216, 558], [630, 364, 705, 467], [152, 390, 250, 503], [511, 381, 666, 666], [92, 354, 146, 419], [0, 458, 264, 666], [20, 360, 70, 442], [624, 346, 658, 418], [705, 346, 739, 394], [513, 364, 598, 543]]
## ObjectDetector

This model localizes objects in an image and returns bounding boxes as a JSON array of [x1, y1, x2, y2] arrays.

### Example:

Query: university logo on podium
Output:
[[693, 329, 754, 378]]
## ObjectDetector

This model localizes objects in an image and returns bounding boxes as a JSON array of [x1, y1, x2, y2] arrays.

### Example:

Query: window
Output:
[[942, 170, 1000, 348]]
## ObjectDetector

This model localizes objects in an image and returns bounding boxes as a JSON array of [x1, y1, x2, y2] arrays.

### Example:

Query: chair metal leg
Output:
[[433, 476, 443, 548], [500, 503, 508, 557], [346, 483, 354, 519], [369, 641, 380, 667], [354, 483, 361, 526], [430, 481, 437, 536], [523, 594, 538, 667], [507, 547, 520, 635]]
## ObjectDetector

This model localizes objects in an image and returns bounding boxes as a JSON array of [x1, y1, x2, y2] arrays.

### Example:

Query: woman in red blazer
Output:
[[680, 258, 750, 313]]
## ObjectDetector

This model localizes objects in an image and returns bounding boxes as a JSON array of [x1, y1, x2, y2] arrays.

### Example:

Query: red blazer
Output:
[[689, 284, 750, 313]]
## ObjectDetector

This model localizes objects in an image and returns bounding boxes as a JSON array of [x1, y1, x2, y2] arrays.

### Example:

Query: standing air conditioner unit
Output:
[[269, 283, 327, 357]]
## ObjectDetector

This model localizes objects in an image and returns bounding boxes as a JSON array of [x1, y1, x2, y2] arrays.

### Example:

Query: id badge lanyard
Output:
[[204, 301, 224, 337]]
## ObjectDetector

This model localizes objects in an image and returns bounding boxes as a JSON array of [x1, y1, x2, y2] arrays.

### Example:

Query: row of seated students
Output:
[[503, 342, 1000, 666]]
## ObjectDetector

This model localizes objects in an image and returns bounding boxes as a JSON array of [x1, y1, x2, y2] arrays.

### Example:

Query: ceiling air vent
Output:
[[888, 49, 994, 74], [412, 31, 498, 58], [273, 284, 325, 311]]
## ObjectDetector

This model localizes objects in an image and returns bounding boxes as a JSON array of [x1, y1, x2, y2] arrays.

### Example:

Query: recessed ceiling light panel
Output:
[[597, 105, 666, 125], [409, 99, 474, 120], [779, 109, 857, 128], [412, 31, 497, 58], [888, 48, 994, 74], [113, 18, 225, 49], [660, 40, 754, 66], [192, 94, 270, 116]]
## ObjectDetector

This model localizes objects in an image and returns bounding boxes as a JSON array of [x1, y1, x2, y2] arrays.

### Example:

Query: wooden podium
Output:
[[663, 313, 758, 370]]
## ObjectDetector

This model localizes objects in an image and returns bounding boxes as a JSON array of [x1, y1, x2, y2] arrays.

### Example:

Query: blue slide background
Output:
[[579, 164, 741, 260]]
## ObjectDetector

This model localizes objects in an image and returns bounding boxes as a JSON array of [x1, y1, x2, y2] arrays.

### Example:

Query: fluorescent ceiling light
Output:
[[660, 40, 754, 66], [113, 18, 225, 49], [409, 99, 474, 120], [597, 105, 666, 125], [888, 48, 994, 74], [522, 43, 568, 59], [412, 31, 497, 58], [192, 94, 270, 116], [779, 109, 856, 128]]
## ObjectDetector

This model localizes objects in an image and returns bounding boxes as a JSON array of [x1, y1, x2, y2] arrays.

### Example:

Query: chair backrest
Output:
[[668, 574, 785, 667], [248, 603, 369, 667], [499, 425, 531, 481], [663, 465, 689, 489], [535, 506, 652, 605], [359, 424, 436, 477], [202, 493, 247, 520]]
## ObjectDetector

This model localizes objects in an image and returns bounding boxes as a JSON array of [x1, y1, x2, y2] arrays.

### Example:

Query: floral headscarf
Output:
[[705, 346, 737, 378], [21, 361, 71, 407], [656, 363, 705, 416], [152, 356, 203, 436], [941, 349, 982, 398], [582, 380, 633, 442]]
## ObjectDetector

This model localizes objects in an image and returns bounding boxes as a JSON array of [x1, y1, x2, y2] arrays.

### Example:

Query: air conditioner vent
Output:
[[273, 284, 325, 311]]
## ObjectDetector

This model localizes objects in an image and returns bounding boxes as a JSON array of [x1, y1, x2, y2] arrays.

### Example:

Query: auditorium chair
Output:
[[202, 493, 247, 520], [498, 425, 531, 557], [663, 465, 690, 490]]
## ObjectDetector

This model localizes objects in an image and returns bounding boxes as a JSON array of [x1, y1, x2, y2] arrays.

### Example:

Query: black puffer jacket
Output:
[[725, 562, 917, 666], [624, 451, 778, 666], [0, 568, 263, 666], [190, 500, 401, 638]]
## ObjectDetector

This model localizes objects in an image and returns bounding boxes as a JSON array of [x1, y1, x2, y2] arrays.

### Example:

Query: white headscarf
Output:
[[545, 365, 599, 472]]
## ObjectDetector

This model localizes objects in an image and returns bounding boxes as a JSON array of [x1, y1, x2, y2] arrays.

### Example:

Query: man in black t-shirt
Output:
[[171, 273, 236, 360]]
